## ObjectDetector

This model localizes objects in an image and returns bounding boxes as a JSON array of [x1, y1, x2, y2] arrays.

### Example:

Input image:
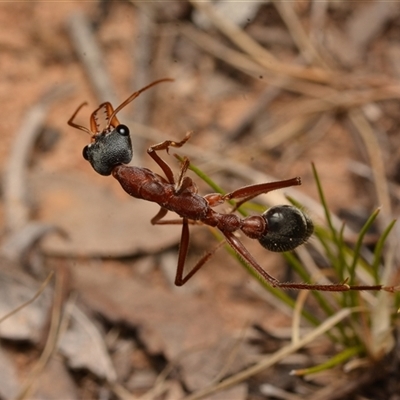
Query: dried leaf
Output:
[[33, 171, 182, 257], [0, 263, 52, 342], [70, 263, 254, 390], [59, 303, 117, 382], [31, 357, 79, 400], [0, 346, 20, 399]]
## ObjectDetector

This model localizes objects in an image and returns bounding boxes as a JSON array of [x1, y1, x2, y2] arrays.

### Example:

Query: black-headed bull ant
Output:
[[68, 79, 396, 292]]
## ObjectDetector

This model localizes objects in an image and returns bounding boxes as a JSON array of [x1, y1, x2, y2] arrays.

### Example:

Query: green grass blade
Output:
[[371, 219, 397, 284], [292, 345, 363, 376], [348, 208, 380, 286]]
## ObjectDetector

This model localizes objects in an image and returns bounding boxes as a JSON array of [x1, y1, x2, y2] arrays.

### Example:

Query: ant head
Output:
[[68, 78, 173, 176], [82, 124, 133, 176], [259, 205, 314, 252]]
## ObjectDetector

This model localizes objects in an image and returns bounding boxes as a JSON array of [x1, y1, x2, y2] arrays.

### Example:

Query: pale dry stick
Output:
[[178, 21, 339, 99], [179, 23, 400, 104], [348, 109, 391, 219], [225, 83, 285, 142], [1, 223, 66, 263], [3, 85, 73, 232], [273, 0, 329, 69], [185, 6, 399, 102], [260, 113, 317, 151], [349, 160, 400, 204], [267, 0, 394, 223], [251, 86, 400, 155], [210, 323, 250, 386], [277, 113, 336, 171], [297, 243, 378, 308], [191, 0, 277, 65], [67, 11, 117, 104], [291, 290, 309, 345], [66, 9, 157, 159], [226, 55, 307, 142], [182, 307, 364, 400], [274, 0, 398, 262], [130, 3, 157, 125], [131, 3, 158, 156], [270, 86, 400, 124], [347, 109, 396, 358], [189, 0, 332, 84], [138, 343, 219, 400], [0, 271, 54, 325], [143, 329, 249, 399], [16, 270, 66, 400], [310, 0, 328, 45]]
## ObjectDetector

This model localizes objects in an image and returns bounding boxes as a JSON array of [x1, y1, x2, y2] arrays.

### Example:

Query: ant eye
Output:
[[116, 124, 129, 136], [259, 205, 313, 252], [82, 145, 89, 160]]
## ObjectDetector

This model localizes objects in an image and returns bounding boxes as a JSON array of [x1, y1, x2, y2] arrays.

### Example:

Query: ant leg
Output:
[[151, 207, 169, 225], [151, 207, 201, 226], [224, 178, 301, 210], [151, 208, 219, 285], [151, 209, 216, 285], [204, 178, 301, 210], [147, 132, 192, 184], [175, 218, 190, 285], [222, 231, 380, 291], [223, 231, 281, 286], [175, 219, 225, 286]]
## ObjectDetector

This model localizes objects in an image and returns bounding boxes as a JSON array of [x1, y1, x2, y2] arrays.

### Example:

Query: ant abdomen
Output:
[[259, 205, 314, 252]]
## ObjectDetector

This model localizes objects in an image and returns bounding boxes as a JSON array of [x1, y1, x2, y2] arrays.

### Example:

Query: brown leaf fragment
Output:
[[31, 356, 79, 400], [0, 262, 52, 342], [70, 263, 253, 391], [58, 303, 117, 382], [180, 336, 252, 393], [1, 222, 64, 263], [70, 263, 227, 357], [33, 171, 182, 257]]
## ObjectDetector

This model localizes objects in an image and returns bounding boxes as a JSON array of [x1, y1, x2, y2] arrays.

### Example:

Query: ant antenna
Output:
[[106, 78, 174, 130], [67, 102, 91, 135]]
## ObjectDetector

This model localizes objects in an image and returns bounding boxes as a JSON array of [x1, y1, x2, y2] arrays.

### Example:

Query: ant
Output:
[[68, 79, 396, 292]]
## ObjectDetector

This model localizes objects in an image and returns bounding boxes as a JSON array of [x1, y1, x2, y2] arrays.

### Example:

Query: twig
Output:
[[181, 307, 363, 400], [66, 11, 116, 104], [1, 223, 67, 263], [189, 0, 332, 84], [225, 83, 284, 142], [348, 109, 391, 215], [273, 0, 328, 68], [66, 9, 149, 157], [3, 85, 73, 232], [130, 2, 157, 125], [16, 269, 67, 400], [0, 271, 54, 325]]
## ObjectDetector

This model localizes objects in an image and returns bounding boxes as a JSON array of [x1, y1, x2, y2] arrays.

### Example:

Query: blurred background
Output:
[[1, 1, 400, 399]]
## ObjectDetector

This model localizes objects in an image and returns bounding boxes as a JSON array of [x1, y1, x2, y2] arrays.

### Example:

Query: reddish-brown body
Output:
[[113, 164, 263, 236], [113, 165, 209, 220]]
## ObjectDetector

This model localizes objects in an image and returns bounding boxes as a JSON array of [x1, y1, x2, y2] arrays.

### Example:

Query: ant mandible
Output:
[[68, 79, 395, 292]]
